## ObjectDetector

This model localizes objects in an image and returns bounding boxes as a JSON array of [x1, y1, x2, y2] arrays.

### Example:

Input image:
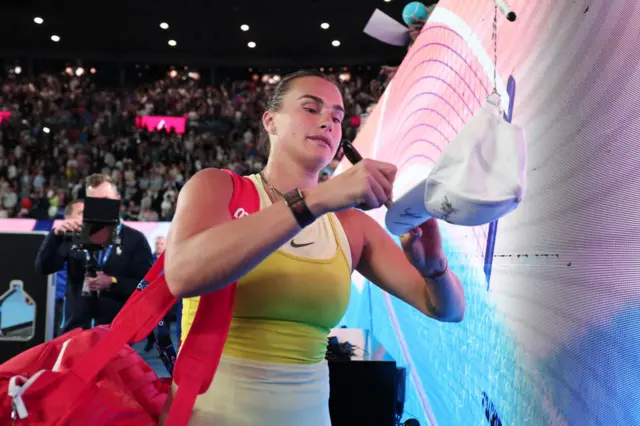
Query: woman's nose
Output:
[[319, 115, 334, 132]]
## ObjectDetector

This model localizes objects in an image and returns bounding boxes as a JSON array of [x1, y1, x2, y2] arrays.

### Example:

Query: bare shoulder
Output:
[[169, 168, 234, 244], [179, 168, 233, 198]]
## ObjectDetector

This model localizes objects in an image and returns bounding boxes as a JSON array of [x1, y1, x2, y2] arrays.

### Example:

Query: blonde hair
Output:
[[86, 173, 116, 191]]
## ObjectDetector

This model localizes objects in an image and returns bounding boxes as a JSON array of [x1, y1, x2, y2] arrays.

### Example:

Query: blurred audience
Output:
[[0, 69, 381, 221]]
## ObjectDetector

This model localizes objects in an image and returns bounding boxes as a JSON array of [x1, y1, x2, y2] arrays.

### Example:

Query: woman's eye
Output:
[[333, 117, 342, 124], [304, 107, 317, 113]]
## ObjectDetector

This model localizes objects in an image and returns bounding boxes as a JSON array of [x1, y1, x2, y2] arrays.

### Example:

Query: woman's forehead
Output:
[[288, 77, 343, 106]]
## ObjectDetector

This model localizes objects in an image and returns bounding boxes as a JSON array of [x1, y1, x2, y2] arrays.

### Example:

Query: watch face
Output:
[[285, 189, 303, 205]]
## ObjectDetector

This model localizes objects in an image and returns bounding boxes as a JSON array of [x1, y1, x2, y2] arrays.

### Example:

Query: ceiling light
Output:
[[332, 40, 341, 47], [339, 72, 351, 82], [160, 22, 169, 29], [90, 67, 96, 74], [65, 67, 73, 75], [321, 22, 330, 30], [240, 24, 250, 31], [51, 35, 60, 42], [75, 67, 84, 76], [43, 127, 50, 134], [384, 0, 391, 2], [14, 66, 22, 75], [34, 17, 44, 24], [168, 39, 177, 47], [248, 41, 256, 48]]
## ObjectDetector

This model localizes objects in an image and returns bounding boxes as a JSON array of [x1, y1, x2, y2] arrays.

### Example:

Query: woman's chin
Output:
[[300, 152, 334, 173], [290, 140, 333, 172]]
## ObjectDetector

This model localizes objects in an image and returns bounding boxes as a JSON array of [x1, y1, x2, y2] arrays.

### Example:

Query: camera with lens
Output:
[[65, 197, 122, 296]]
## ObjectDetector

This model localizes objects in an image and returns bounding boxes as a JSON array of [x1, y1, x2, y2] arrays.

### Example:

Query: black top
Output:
[[35, 224, 154, 332]]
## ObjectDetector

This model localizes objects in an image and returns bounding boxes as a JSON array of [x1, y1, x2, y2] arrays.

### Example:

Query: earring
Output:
[[270, 127, 277, 134]]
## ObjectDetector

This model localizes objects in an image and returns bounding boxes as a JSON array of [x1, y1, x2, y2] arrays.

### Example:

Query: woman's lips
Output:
[[308, 135, 331, 148]]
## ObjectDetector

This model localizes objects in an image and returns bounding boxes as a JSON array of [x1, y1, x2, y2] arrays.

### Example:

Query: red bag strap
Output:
[[53, 170, 259, 425], [54, 272, 176, 414], [45, 244, 174, 417], [118, 250, 168, 308], [165, 169, 260, 425]]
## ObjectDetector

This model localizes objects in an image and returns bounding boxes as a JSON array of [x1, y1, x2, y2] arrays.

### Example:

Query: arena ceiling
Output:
[[0, 0, 438, 67]]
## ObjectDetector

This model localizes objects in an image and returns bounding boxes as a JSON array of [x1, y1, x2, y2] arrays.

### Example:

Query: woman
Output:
[[162, 70, 466, 425]]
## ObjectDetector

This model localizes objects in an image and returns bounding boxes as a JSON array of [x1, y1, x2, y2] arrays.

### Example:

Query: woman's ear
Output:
[[262, 110, 276, 135]]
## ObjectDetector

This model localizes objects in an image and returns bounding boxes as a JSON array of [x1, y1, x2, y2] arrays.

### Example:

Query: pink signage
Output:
[[0, 111, 11, 124], [135, 116, 186, 134]]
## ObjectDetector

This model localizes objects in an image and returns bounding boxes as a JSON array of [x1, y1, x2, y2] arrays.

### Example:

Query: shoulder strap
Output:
[[52, 170, 259, 426], [226, 171, 260, 218], [53, 259, 176, 418], [164, 169, 260, 425]]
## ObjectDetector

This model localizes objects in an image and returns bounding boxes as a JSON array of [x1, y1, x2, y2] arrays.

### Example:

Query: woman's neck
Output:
[[261, 156, 320, 195]]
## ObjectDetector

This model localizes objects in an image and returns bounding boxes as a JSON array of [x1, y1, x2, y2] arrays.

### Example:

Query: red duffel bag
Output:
[[0, 170, 260, 425]]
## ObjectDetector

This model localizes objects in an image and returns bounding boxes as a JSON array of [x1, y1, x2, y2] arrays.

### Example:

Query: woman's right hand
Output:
[[306, 159, 397, 215]]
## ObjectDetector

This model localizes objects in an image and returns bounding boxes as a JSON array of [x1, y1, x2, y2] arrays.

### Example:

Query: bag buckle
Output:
[[7, 376, 28, 420], [7, 371, 47, 421]]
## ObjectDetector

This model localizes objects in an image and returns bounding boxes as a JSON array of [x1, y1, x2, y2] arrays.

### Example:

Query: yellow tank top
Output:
[[180, 175, 352, 364]]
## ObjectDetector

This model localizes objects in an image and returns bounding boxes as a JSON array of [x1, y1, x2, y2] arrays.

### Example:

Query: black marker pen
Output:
[[341, 140, 393, 209]]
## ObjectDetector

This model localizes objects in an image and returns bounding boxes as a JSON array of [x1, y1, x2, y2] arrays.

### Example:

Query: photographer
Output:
[[35, 174, 154, 333], [50, 200, 84, 335]]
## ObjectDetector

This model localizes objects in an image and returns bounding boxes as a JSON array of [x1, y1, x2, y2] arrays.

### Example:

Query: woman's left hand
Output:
[[400, 218, 447, 276]]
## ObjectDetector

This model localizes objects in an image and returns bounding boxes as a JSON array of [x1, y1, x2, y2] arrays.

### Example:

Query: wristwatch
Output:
[[283, 188, 316, 228]]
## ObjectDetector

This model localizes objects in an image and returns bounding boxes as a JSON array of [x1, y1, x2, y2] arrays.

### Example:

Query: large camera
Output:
[[69, 197, 122, 296]]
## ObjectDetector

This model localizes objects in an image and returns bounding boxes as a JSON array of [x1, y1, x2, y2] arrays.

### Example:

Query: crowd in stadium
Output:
[[0, 69, 391, 220], [0, 9, 429, 222]]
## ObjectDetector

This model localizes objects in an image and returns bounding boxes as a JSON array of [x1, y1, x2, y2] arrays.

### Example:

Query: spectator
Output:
[[153, 236, 166, 261], [1, 68, 382, 220], [52, 200, 84, 336], [145, 235, 175, 351], [34, 173, 154, 332]]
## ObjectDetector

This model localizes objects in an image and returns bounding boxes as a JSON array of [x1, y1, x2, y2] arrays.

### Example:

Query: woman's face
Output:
[[265, 76, 344, 170]]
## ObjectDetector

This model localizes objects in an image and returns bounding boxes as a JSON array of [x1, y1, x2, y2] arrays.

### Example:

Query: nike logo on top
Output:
[[290, 240, 314, 248]]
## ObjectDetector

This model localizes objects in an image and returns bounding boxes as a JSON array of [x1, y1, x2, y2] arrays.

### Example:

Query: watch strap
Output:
[[283, 188, 315, 228]]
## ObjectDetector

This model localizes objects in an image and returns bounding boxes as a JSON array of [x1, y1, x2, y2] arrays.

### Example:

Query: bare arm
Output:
[[166, 159, 398, 298], [165, 169, 311, 298], [353, 210, 465, 322]]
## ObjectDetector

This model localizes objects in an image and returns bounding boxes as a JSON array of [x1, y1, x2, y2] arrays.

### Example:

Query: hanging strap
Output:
[[164, 169, 260, 425], [52, 269, 176, 416], [491, 2, 499, 95], [163, 285, 236, 424]]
